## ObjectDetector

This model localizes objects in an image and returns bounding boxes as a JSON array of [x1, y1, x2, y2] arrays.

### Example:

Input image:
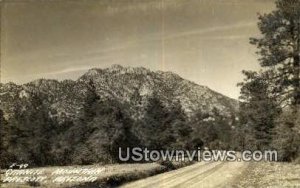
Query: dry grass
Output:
[[3, 161, 298, 188], [235, 162, 300, 187], [0, 160, 193, 188]]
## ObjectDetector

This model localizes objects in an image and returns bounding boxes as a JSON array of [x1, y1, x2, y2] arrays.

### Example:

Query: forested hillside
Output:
[[0, 65, 238, 167]]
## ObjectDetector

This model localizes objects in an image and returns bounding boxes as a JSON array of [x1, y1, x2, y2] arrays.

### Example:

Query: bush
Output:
[[158, 160, 176, 170], [294, 157, 300, 165], [271, 108, 300, 161]]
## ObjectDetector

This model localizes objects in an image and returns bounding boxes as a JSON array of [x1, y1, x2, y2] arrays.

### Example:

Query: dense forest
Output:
[[0, 80, 235, 167]]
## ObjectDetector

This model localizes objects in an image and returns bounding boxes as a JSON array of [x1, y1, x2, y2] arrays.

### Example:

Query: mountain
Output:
[[0, 65, 238, 122]]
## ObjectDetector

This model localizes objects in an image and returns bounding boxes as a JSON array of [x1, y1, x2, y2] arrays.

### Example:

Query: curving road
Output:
[[120, 161, 248, 188]]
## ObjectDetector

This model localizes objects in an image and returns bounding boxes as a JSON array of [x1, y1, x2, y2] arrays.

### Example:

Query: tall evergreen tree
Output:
[[8, 93, 55, 166], [190, 108, 233, 150], [138, 95, 191, 150], [67, 80, 140, 164], [29, 94, 55, 165], [82, 79, 100, 122], [66, 80, 100, 164], [0, 109, 10, 168], [67, 80, 100, 149], [250, 0, 300, 110], [239, 0, 300, 159], [96, 100, 140, 163], [271, 108, 300, 161], [167, 101, 192, 150], [136, 95, 169, 150], [238, 71, 280, 150]]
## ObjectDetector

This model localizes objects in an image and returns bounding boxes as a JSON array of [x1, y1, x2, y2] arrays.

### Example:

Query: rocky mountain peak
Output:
[[0, 65, 238, 122]]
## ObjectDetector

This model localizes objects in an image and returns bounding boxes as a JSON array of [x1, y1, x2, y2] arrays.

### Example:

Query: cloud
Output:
[[201, 34, 251, 40], [164, 22, 256, 40], [43, 66, 92, 76]]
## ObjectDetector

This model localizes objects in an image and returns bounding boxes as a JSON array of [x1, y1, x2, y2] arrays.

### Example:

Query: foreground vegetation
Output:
[[0, 160, 193, 188], [0, 79, 235, 167], [234, 0, 300, 162], [235, 162, 300, 187]]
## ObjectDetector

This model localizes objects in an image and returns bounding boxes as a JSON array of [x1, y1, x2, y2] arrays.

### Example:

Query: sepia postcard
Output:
[[0, 0, 299, 187]]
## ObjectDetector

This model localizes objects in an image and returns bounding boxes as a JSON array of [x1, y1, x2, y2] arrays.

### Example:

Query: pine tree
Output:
[[25, 93, 55, 166], [271, 109, 300, 161], [210, 108, 232, 150], [0, 109, 4, 154], [0, 109, 10, 168], [67, 80, 100, 148], [238, 71, 280, 150], [82, 98, 139, 163], [8, 92, 55, 166], [250, 0, 300, 111], [239, 0, 300, 158], [82, 79, 100, 122], [138, 96, 191, 150], [66, 80, 100, 164], [167, 101, 192, 150], [68, 80, 140, 164], [138, 95, 171, 150], [107, 102, 141, 163], [8, 101, 30, 164]]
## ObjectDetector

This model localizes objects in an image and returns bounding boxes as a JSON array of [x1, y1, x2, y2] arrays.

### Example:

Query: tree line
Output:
[[235, 0, 300, 162], [0, 80, 234, 168]]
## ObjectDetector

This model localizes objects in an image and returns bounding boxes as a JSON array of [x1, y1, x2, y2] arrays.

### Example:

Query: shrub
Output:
[[271, 108, 300, 161]]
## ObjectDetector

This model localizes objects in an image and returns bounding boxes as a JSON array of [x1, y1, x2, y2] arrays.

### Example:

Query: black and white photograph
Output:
[[0, 0, 299, 187]]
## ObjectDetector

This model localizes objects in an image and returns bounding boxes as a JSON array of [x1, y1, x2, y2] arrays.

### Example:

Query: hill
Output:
[[0, 65, 238, 122]]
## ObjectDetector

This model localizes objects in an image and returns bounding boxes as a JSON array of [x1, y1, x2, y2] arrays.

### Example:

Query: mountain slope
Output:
[[0, 65, 238, 122]]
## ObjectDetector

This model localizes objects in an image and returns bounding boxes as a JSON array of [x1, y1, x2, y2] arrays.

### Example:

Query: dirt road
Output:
[[120, 161, 248, 188]]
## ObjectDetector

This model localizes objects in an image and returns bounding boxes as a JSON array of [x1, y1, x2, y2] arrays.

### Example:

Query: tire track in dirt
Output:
[[121, 161, 247, 188]]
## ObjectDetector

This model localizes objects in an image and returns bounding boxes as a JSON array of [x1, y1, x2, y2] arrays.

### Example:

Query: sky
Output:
[[0, 0, 276, 99]]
